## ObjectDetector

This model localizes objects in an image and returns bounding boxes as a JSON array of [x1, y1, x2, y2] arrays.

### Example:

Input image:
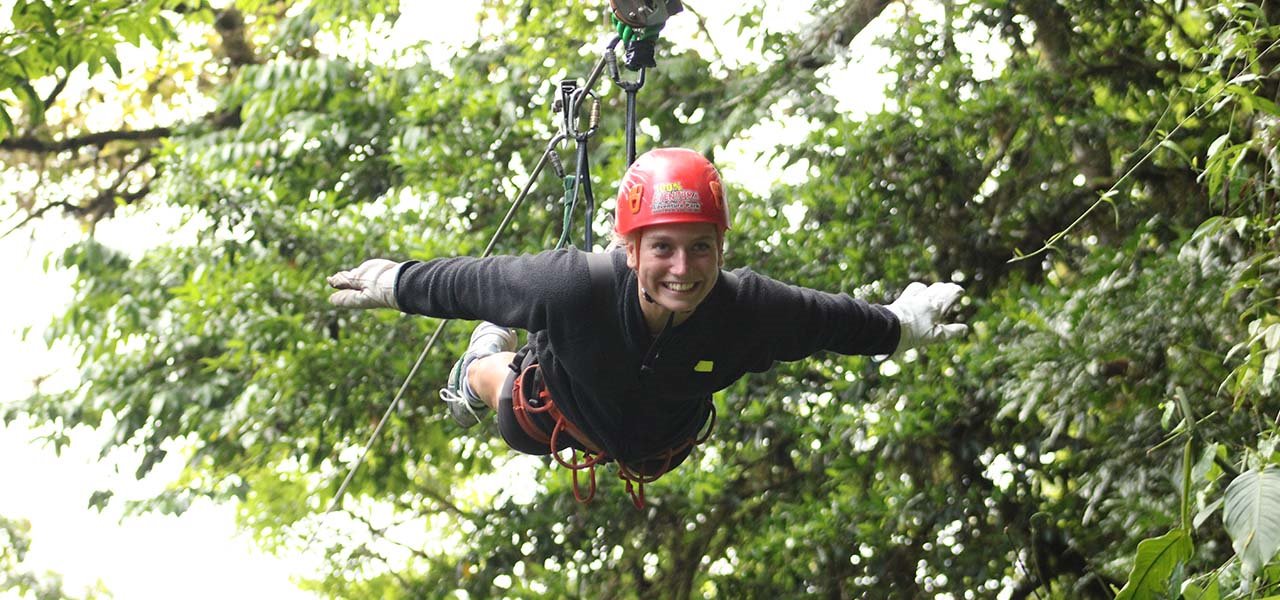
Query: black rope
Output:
[[575, 137, 596, 249], [606, 45, 646, 167]]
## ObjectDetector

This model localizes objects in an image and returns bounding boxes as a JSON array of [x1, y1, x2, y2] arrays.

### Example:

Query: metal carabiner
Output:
[[568, 89, 601, 141], [552, 78, 600, 141], [605, 44, 646, 92]]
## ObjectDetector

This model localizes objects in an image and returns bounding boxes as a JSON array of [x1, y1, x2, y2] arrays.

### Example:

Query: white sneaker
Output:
[[439, 322, 518, 427]]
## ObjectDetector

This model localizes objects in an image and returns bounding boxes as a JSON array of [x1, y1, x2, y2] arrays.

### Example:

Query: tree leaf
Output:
[[87, 489, 114, 511], [1206, 133, 1231, 161], [105, 54, 123, 79], [0, 104, 13, 139], [1158, 139, 1192, 165], [31, 0, 56, 34], [1115, 529, 1194, 600], [13, 79, 43, 125], [1194, 497, 1224, 529], [1180, 574, 1219, 600], [1223, 467, 1280, 579]]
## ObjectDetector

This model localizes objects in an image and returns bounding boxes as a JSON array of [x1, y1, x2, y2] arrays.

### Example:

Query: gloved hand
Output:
[[885, 282, 968, 352], [326, 259, 402, 310]]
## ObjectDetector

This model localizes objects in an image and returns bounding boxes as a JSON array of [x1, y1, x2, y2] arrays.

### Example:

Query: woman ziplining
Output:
[[319, 0, 967, 509], [325, 147, 969, 507]]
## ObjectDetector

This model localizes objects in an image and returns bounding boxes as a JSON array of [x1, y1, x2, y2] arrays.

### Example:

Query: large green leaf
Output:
[[1223, 467, 1280, 578], [1115, 529, 1194, 600], [1180, 575, 1219, 600]]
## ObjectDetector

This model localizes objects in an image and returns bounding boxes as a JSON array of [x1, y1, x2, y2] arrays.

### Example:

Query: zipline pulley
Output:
[[609, 0, 682, 70], [609, 0, 682, 28]]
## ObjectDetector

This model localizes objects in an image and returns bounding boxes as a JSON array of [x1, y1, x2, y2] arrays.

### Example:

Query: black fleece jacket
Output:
[[395, 247, 900, 463]]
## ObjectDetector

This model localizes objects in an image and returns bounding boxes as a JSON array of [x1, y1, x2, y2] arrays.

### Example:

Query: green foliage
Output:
[[1115, 530, 1194, 600], [6, 0, 1280, 597], [0, 0, 184, 137]]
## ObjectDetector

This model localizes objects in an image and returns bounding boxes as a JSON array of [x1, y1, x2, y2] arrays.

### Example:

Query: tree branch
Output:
[[2, 150, 157, 239], [790, 0, 895, 70], [2, 104, 240, 155], [348, 511, 432, 561], [1010, 0, 1075, 72], [41, 75, 69, 108], [73, 152, 156, 222], [680, 1, 724, 64], [214, 8, 259, 66], [0, 126, 172, 153], [0, 199, 77, 240], [718, 0, 897, 126]]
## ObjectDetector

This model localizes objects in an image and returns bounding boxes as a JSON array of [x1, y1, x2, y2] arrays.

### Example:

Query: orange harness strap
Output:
[[512, 364, 607, 502], [510, 363, 716, 508]]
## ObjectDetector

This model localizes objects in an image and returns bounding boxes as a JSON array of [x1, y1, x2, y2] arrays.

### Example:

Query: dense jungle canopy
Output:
[[3, 0, 1280, 598]]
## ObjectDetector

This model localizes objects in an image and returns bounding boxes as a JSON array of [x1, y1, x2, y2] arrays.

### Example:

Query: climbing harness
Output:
[[510, 356, 717, 509], [503, 230, 732, 509], [323, 7, 688, 515], [506, 309, 717, 509]]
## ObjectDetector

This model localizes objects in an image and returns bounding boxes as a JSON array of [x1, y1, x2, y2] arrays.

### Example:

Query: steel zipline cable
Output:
[[321, 132, 567, 517]]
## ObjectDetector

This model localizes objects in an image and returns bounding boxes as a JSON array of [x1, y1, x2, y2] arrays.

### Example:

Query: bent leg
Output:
[[467, 351, 515, 411]]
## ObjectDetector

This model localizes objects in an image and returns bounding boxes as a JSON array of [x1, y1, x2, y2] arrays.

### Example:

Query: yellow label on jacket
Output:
[[694, 360, 714, 373]]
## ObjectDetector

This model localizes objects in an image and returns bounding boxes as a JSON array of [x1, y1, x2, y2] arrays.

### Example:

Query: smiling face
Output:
[[625, 221, 723, 328]]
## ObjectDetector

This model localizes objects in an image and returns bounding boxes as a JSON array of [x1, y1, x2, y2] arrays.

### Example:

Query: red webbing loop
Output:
[[571, 453, 599, 503], [624, 477, 645, 509], [509, 361, 718, 509], [548, 419, 607, 470], [512, 364, 607, 503], [511, 375, 552, 445], [616, 447, 679, 484]]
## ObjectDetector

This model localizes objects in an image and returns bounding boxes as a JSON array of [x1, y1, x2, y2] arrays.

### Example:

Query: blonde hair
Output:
[[609, 229, 637, 252]]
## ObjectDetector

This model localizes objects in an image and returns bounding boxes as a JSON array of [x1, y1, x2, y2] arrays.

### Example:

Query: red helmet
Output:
[[614, 148, 730, 236]]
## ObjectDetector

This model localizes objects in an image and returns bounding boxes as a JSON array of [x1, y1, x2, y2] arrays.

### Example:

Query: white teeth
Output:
[[665, 282, 696, 292]]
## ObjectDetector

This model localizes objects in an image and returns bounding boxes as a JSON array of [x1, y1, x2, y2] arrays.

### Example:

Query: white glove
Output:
[[327, 259, 402, 310], [885, 282, 968, 352]]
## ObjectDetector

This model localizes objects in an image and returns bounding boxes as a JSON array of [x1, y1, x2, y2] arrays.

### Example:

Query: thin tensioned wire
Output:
[[1012, 34, 1280, 262], [321, 47, 618, 518], [321, 134, 567, 517]]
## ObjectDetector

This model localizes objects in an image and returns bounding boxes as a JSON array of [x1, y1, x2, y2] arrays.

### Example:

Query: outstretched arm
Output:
[[325, 250, 594, 333]]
